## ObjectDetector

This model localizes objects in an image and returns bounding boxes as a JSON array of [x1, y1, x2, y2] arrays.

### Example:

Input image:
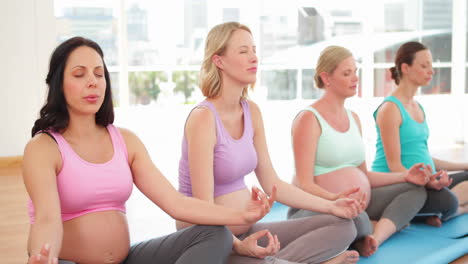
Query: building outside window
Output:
[[54, 0, 466, 104]]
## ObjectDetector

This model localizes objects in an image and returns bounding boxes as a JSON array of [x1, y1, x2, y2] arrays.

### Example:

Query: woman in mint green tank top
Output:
[[373, 41, 468, 227], [288, 45, 433, 258]]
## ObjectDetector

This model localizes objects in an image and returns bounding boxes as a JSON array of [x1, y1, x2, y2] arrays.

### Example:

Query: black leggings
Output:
[[416, 171, 468, 221]]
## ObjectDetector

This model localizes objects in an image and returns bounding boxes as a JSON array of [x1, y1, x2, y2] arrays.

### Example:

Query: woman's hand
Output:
[[426, 170, 453, 191], [329, 192, 366, 219], [404, 163, 431, 186], [334, 187, 361, 200], [28, 244, 58, 264], [233, 230, 280, 259], [242, 185, 277, 224]]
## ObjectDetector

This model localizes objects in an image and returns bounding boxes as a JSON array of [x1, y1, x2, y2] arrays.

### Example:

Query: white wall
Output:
[[0, 0, 55, 157]]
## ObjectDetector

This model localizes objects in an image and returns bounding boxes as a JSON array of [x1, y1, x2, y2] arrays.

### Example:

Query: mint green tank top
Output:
[[371, 96, 435, 173], [304, 107, 366, 176]]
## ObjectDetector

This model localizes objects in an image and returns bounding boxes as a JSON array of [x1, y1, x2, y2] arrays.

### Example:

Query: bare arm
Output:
[[355, 111, 429, 186], [23, 134, 63, 262], [351, 112, 406, 187], [184, 107, 217, 203], [121, 127, 265, 226], [292, 110, 338, 200], [250, 101, 362, 217], [180, 106, 277, 258], [432, 158, 468, 172], [375, 102, 407, 172]]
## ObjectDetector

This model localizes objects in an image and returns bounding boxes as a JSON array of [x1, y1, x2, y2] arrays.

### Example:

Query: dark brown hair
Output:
[[32, 37, 114, 137], [390, 41, 428, 85]]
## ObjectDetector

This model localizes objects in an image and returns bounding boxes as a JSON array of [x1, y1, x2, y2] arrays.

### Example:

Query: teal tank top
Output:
[[371, 96, 435, 173], [303, 107, 366, 176]]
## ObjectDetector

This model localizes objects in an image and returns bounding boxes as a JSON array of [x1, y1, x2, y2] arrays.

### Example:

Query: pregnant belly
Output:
[[59, 211, 131, 264], [315, 166, 371, 205]]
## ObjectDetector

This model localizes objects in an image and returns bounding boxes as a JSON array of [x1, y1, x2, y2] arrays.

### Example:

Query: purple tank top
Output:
[[178, 99, 258, 197]]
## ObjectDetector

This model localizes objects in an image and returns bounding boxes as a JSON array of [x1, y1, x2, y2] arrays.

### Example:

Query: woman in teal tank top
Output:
[[287, 45, 432, 257], [373, 41, 468, 227]]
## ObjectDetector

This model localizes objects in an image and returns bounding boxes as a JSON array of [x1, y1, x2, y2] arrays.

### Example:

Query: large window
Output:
[[54, 0, 467, 105], [55, 1, 119, 66], [466, 0, 468, 93], [373, 0, 453, 96]]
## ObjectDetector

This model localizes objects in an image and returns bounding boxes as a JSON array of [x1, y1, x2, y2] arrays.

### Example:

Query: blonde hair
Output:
[[200, 22, 254, 98], [314, 46, 352, 88]]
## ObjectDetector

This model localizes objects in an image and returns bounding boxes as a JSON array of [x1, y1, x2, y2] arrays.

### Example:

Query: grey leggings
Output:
[[58, 225, 233, 264], [415, 170, 468, 221], [228, 215, 356, 264], [288, 210, 372, 241], [366, 183, 427, 230], [288, 182, 426, 240]]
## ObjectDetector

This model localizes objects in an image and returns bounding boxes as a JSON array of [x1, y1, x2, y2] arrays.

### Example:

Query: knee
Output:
[[413, 185, 428, 202], [201, 225, 233, 246], [340, 218, 358, 244], [324, 216, 357, 245], [434, 188, 459, 207], [441, 189, 459, 218], [404, 184, 427, 205]]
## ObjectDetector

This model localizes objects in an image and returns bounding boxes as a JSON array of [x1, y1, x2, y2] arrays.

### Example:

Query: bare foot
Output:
[[425, 216, 442, 227], [353, 235, 379, 257], [322, 250, 359, 264]]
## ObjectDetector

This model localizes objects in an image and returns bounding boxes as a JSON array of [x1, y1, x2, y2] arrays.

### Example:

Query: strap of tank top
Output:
[[47, 130, 66, 148], [302, 106, 328, 131], [374, 95, 407, 122], [240, 100, 254, 137], [384, 96, 409, 121], [43, 130, 68, 163], [197, 100, 226, 140], [107, 124, 129, 162], [346, 109, 359, 132]]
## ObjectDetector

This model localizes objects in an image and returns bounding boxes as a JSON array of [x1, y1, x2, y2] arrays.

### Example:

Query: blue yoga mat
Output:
[[259, 202, 468, 263], [261, 203, 468, 238], [358, 229, 468, 264], [408, 214, 468, 238], [259, 202, 289, 222]]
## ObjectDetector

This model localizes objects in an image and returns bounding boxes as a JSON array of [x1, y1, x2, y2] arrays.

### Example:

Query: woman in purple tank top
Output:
[[177, 22, 367, 264], [24, 37, 272, 264]]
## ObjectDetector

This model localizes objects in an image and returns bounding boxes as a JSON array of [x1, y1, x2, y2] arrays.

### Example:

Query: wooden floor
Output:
[[1, 166, 467, 264], [0, 167, 29, 264]]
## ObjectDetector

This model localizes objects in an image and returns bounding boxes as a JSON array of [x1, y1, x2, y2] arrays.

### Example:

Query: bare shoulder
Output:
[[188, 105, 215, 123], [185, 105, 216, 133], [245, 99, 263, 124], [292, 108, 321, 139], [294, 108, 319, 126], [23, 133, 61, 174], [117, 126, 139, 142], [116, 127, 144, 161], [245, 99, 260, 116], [245, 99, 265, 133], [377, 101, 399, 116], [376, 101, 401, 124], [24, 133, 60, 160]]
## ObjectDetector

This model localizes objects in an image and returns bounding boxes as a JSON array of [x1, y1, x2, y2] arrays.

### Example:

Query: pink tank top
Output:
[[28, 125, 133, 223]]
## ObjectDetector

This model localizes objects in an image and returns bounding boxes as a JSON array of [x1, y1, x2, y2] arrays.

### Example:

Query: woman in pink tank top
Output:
[[24, 37, 273, 264], [177, 22, 367, 264]]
